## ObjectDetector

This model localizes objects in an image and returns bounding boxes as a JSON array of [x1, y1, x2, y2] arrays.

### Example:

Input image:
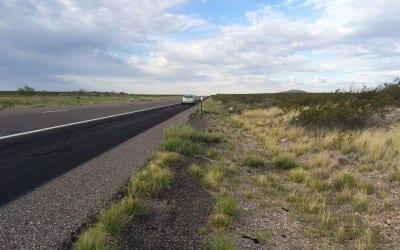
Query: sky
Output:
[[0, 0, 399, 94]]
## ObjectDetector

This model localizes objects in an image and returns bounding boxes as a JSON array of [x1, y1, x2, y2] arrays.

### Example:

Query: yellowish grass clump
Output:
[[202, 161, 237, 191]]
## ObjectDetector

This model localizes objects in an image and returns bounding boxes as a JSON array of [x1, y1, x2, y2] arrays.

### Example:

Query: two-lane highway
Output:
[[0, 99, 192, 206], [0, 99, 197, 249], [0, 99, 180, 136]]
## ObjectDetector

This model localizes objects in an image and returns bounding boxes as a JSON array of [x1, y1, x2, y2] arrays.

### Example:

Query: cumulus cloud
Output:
[[0, 0, 399, 93]]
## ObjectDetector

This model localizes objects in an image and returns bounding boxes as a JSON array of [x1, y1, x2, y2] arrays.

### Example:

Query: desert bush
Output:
[[296, 100, 374, 129]]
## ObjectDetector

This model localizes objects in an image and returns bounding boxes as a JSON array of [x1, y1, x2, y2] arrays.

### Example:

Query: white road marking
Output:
[[41, 109, 69, 114], [0, 102, 181, 141]]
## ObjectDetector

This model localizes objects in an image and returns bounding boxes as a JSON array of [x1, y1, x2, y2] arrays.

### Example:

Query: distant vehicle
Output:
[[182, 94, 195, 104]]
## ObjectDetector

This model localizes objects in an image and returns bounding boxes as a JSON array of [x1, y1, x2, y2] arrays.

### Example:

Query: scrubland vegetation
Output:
[[0, 88, 178, 110], [214, 80, 400, 129], [200, 81, 400, 249]]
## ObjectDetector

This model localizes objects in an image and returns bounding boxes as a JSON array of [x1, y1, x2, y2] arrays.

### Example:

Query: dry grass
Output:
[[220, 106, 399, 249]]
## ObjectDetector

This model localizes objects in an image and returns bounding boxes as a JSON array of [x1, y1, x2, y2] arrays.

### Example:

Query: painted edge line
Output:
[[0, 102, 181, 141], [41, 109, 69, 114]]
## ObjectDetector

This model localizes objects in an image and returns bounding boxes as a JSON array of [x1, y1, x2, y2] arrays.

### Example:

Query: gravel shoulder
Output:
[[117, 157, 213, 249], [0, 105, 196, 249]]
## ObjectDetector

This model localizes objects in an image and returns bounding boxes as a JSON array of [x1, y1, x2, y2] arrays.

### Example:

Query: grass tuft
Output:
[[243, 154, 267, 168], [74, 226, 109, 250], [289, 167, 308, 183], [210, 234, 236, 250], [331, 172, 358, 191], [162, 138, 202, 156], [215, 193, 239, 216], [355, 227, 374, 250], [353, 192, 369, 212], [129, 162, 172, 196], [390, 169, 400, 182], [188, 164, 203, 177], [274, 154, 298, 170], [210, 212, 231, 228], [202, 161, 235, 190], [98, 198, 142, 236]]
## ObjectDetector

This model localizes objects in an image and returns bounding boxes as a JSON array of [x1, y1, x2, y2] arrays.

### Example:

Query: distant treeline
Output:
[[0, 86, 176, 97]]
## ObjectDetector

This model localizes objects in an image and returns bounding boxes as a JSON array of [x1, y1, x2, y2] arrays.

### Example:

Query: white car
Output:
[[182, 94, 195, 104]]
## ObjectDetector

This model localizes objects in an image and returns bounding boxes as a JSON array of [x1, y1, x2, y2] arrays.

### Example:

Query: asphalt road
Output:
[[0, 101, 195, 206], [0, 99, 180, 136], [0, 103, 197, 249]]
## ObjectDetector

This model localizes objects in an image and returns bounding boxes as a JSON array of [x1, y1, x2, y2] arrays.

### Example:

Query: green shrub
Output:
[[297, 101, 374, 129], [17, 86, 36, 95]]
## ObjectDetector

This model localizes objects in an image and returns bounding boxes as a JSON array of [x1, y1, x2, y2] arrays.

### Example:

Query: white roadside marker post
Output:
[[200, 96, 203, 118]]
